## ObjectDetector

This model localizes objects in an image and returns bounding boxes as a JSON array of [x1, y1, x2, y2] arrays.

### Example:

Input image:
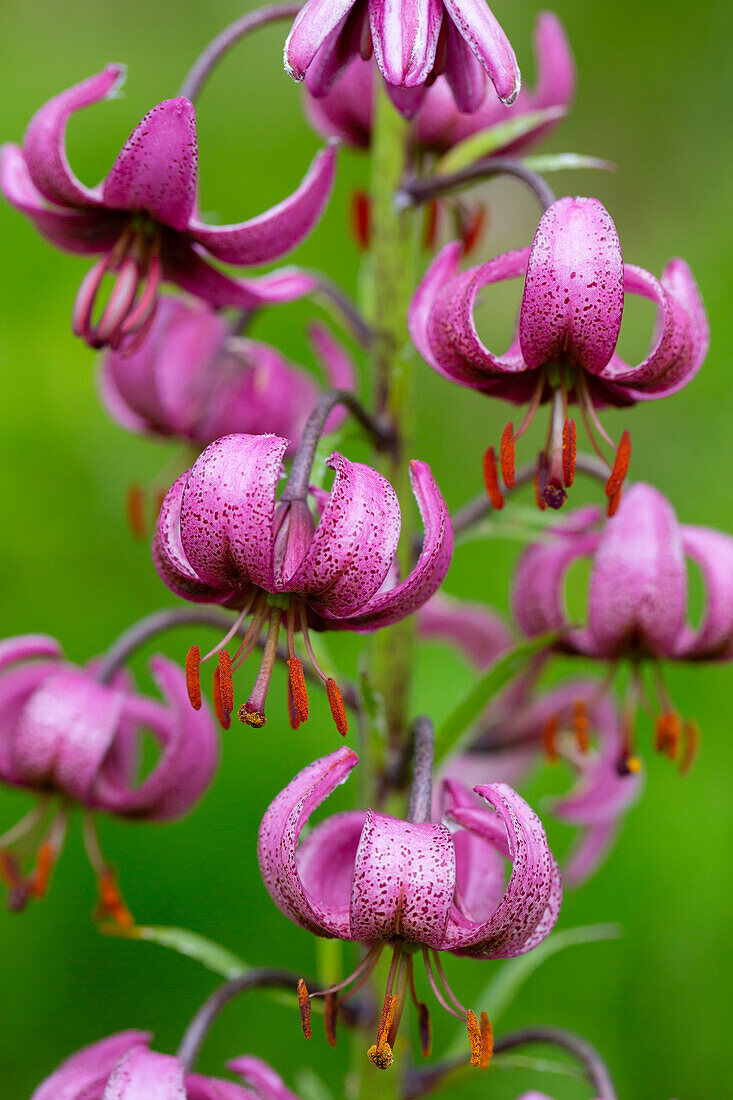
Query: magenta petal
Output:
[[0, 633, 62, 677], [30, 1032, 151, 1100], [102, 99, 198, 231], [369, 0, 443, 87], [0, 664, 60, 783], [452, 827, 506, 924], [228, 1057, 302, 1100], [419, 593, 513, 669], [587, 483, 687, 657], [257, 746, 359, 937], [350, 810, 455, 947], [188, 146, 336, 266], [306, 323, 357, 431], [162, 241, 317, 308], [519, 197, 624, 374], [561, 820, 619, 889], [287, 451, 400, 611], [185, 1076, 256, 1100], [442, 0, 520, 104], [677, 525, 733, 659], [297, 809, 366, 910], [442, 23, 489, 114], [22, 65, 125, 209], [442, 782, 562, 958], [178, 434, 289, 592], [532, 11, 576, 111], [329, 460, 452, 629], [104, 1046, 186, 1099], [285, 0, 358, 81]]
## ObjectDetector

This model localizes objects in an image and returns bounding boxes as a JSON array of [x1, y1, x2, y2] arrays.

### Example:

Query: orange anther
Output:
[[212, 667, 231, 730], [324, 992, 339, 1048], [624, 755, 643, 774], [482, 447, 504, 510], [607, 486, 623, 516], [466, 1009, 483, 1067], [0, 850, 25, 890], [533, 458, 548, 511], [542, 716, 559, 763], [297, 978, 312, 1039], [125, 483, 147, 541], [460, 205, 487, 256], [655, 712, 682, 760], [218, 650, 234, 714], [350, 190, 371, 250], [367, 1040, 394, 1069], [605, 429, 632, 499], [500, 423, 515, 489], [185, 646, 202, 710], [417, 1001, 432, 1058], [326, 679, 348, 737], [238, 702, 266, 728], [423, 200, 440, 251], [29, 841, 55, 899], [368, 993, 397, 1069], [287, 682, 301, 731], [562, 418, 577, 487], [573, 698, 590, 753], [287, 657, 309, 724], [680, 720, 700, 775], [376, 992, 397, 1043], [96, 871, 134, 930], [479, 1011, 494, 1069]]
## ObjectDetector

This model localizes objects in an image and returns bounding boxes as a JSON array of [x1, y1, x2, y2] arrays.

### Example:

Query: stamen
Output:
[[654, 712, 682, 760], [217, 650, 234, 714], [350, 191, 371, 250], [367, 993, 397, 1069], [212, 666, 232, 730], [680, 720, 700, 775], [482, 447, 504, 510], [533, 455, 548, 511], [311, 943, 383, 1000], [421, 947, 464, 1021], [479, 1011, 494, 1069], [573, 699, 590, 753], [407, 959, 432, 1057], [515, 370, 546, 439], [500, 423, 515, 489], [231, 595, 269, 669], [239, 613, 281, 727], [287, 681, 301, 730], [423, 200, 440, 250], [125, 484, 147, 540], [0, 850, 25, 891], [607, 487, 623, 517], [562, 418, 577, 487], [605, 429, 632, 499], [119, 252, 161, 337], [238, 702, 266, 728], [297, 978, 312, 1039], [324, 993, 339, 1048], [542, 716, 559, 763], [459, 205, 486, 256], [96, 255, 140, 345], [542, 389, 568, 510], [326, 679, 348, 737], [287, 657, 309, 724], [0, 798, 49, 850], [185, 646, 202, 710], [466, 1010, 483, 1067], [95, 869, 134, 929], [29, 841, 55, 899], [201, 602, 251, 663]]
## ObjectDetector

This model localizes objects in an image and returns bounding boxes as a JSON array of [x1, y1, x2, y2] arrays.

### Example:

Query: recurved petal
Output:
[[350, 810, 456, 947], [443, 0, 520, 104], [22, 64, 125, 208], [0, 633, 62, 677], [102, 98, 198, 231], [531, 11, 576, 110], [188, 146, 336, 266], [104, 1046, 186, 1099], [369, 0, 443, 87], [228, 1056, 303, 1100], [285, 0, 358, 81], [452, 826, 506, 924], [419, 593, 513, 669], [30, 1032, 151, 1100], [676, 525, 733, 659], [442, 21, 489, 114], [185, 1076, 257, 1100], [587, 483, 687, 657], [297, 809, 366, 910], [306, 323, 356, 431], [153, 472, 238, 604], [178, 434, 289, 592], [287, 452, 400, 612], [163, 240, 318, 308], [330, 460, 452, 630], [442, 782, 562, 957], [519, 197, 623, 374], [0, 663, 61, 783], [258, 746, 358, 937]]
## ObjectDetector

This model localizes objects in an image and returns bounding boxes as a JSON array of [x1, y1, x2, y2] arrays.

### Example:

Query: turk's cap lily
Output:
[[286, 0, 520, 117], [1, 66, 336, 348], [30, 1030, 302, 1099], [305, 12, 574, 153], [99, 295, 354, 452]]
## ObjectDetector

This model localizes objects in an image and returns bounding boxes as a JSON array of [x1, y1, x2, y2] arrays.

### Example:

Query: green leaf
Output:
[[443, 923, 620, 1059], [105, 923, 249, 980], [521, 152, 614, 174], [434, 107, 566, 176], [434, 634, 556, 763]]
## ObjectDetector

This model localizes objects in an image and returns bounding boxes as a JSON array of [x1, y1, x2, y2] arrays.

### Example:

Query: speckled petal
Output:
[[188, 146, 336, 265], [676, 525, 733, 659], [162, 240, 318, 308], [442, 782, 562, 957], [297, 809, 366, 910], [331, 460, 453, 629], [443, 0, 520, 104], [30, 1032, 151, 1100], [452, 826, 506, 924], [287, 451, 400, 612], [258, 746, 359, 937], [369, 0, 443, 87], [419, 593, 513, 668], [0, 664, 60, 783], [228, 1056, 303, 1100], [285, 0, 358, 81], [587, 483, 687, 657], [519, 197, 623, 374], [22, 65, 125, 208], [103, 1046, 186, 1099], [178, 434, 289, 593], [350, 810, 456, 947]]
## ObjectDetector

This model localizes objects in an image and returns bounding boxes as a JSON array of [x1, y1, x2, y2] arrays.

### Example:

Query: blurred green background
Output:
[[0, 1, 730, 1097]]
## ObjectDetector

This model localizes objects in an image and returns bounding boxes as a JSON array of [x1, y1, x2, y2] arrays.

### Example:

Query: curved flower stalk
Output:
[[258, 745, 562, 1070], [30, 1031, 301, 1100], [0, 634, 218, 919], [0, 66, 337, 349], [410, 196, 708, 511], [153, 433, 452, 733], [512, 484, 733, 765], [100, 296, 355, 453], [305, 12, 574, 153], [286, 0, 521, 117]]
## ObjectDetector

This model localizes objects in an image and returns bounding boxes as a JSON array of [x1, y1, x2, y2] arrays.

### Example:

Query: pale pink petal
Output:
[[0, 633, 62, 676], [285, 0, 359, 81], [676, 525, 733, 659], [103, 1046, 186, 1099], [30, 1033, 151, 1100], [228, 1056, 303, 1100], [369, 0, 443, 87], [419, 593, 513, 668], [443, 0, 520, 104], [297, 809, 366, 910]]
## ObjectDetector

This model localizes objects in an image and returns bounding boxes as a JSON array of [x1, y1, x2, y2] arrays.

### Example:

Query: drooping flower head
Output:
[[285, 0, 521, 118], [305, 12, 574, 153], [512, 484, 733, 766], [0, 67, 337, 349], [153, 434, 452, 733], [30, 1031, 302, 1100], [258, 746, 562, 1069], [410, 196, 708, 511], [100, 296, 355, 452], [0, 634, 218, 919]]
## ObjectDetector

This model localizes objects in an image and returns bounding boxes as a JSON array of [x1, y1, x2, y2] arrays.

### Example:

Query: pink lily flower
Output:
[[0, 66, 337, 349], [410, 196, 708, 510], [0, 634, 218, 919], [512, 484, 733, 765], [258, 745, 562, 1069], [100, 296, 354, 453], [305, 12, 574, 148], [30, 1031, 301, 1100], [285, 0, 520, 116], [153, 433, 452, 733]]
